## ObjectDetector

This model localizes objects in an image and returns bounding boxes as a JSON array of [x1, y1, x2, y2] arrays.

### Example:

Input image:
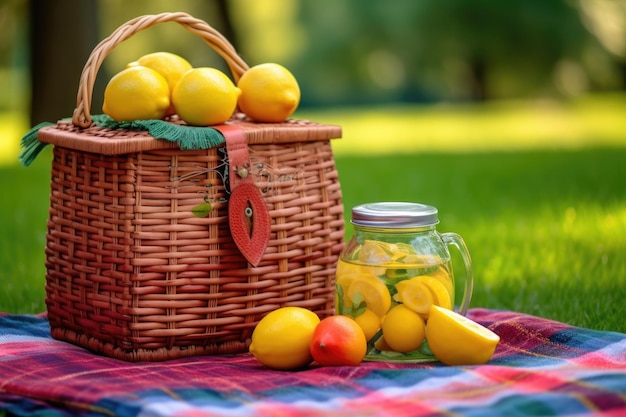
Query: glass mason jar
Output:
[[336, 202, 473, 362]]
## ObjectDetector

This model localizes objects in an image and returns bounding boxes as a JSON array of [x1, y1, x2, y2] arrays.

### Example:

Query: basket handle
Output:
[[72, 12, 250, 128]]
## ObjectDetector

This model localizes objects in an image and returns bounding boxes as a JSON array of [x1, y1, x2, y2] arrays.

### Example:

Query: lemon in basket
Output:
[[172, 67, 241, 126], [129, 52, 192, 92], [128, 52, 193, 115], [249, 306, 320, 370], [426, 305, 500, 366], [102, 66, 170, 122], [237, 63, 300, 122]]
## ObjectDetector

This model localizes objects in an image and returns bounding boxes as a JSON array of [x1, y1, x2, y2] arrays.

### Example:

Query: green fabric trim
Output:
[[18, 115, 226, 167], [91, 115, 225, 150], [18, 122, 55, 167]]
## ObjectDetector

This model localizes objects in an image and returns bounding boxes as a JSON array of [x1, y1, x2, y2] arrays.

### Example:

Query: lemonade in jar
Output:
[[336, 202, 473, 362]]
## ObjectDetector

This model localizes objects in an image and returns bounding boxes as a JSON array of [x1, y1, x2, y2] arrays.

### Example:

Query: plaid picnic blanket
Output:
[[0, 308, 624, 417]]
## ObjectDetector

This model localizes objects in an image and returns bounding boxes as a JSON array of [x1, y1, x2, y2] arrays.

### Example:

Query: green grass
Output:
[[1, 94, 625, 333], [0, 150, 50, 314]]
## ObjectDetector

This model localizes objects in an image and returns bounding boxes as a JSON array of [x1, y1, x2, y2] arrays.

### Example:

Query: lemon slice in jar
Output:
[[394, 275, 453, 316], [347, 274, 391, 317], [417, 275, 453, 310], [394, 279, 434, 314], [357, 240, 393, 264], [428, 266, 455, 297]]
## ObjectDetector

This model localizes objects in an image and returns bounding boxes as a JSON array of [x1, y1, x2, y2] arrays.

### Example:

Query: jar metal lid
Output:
[[351, 202, 439, 228]]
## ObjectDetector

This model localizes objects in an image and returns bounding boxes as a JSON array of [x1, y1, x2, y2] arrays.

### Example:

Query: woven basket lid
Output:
[[37, 114, 341, 155]]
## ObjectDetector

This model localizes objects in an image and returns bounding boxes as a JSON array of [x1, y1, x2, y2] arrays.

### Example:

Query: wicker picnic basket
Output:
[[36, 12, 344, 361]]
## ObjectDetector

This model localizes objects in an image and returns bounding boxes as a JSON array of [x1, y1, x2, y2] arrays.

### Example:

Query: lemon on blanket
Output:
[[426, 305, 500, 366], [102, 66, 170, 122], [249, 307, 320, 370]]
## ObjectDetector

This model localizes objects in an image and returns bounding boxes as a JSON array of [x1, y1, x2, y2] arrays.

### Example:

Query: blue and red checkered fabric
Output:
[[1, 308, 624, 416]]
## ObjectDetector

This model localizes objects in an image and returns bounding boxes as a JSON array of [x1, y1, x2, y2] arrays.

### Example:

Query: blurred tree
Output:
[[29, 0, 101, 124], [215, 0, 239, 50], [0, 0, 24, 68], [413, 0, 599, 100], [292, 0, 618, 105], [576, 0, 626, 90], [0, 0, 29, 112]]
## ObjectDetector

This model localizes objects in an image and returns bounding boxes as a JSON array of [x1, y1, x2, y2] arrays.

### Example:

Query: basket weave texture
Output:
[[37, 12, 344, 361]]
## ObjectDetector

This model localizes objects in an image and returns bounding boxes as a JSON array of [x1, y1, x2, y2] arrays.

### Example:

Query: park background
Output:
[[1, 0, 625, 333]]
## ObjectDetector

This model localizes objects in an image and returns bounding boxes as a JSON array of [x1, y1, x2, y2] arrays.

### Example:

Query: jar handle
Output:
[[440, 232, 474, 315]]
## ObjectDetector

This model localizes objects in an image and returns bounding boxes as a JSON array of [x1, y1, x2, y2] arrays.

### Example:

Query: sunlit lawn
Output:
[[303, 93, 626, 155], [1, 94, 625, 332], [0, 112, 28, 165]]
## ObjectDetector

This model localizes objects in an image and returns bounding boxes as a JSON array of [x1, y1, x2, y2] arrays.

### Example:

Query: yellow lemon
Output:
[[129, 52, 192, 92], [336, 261, 386, 314], [357, 240, 392, 265], [347, 273, 391, 317], [335, 261, 360, 293], [381, 304, 425, 353], [102, 66, 170, 122], [426, 305, 500, 366], [172, 67, 240, 126], [372, 242, 415, 263], [394, 278, 434, 315], [353, 308, 381, 341], [249, 306, 320, 370], [336, 259, 384, 279], [394, 275, 453, 317], [418, 275, 453, 310], [128, 52, 193, 116], [428, 266, 455, 298], [374, 335, 393, 352], [237, 63, 300, 122], [336, 278, 357, 314]]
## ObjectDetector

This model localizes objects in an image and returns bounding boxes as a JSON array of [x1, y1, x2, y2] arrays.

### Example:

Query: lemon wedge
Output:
[[426, 305, 500, 366]]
